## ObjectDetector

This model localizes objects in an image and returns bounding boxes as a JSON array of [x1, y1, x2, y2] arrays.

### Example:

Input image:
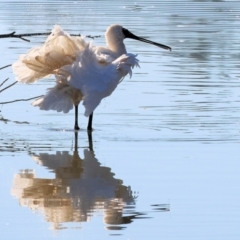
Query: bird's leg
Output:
[[87, 112, 93, 132], [74, 105, 80, 130], [74, 131, 78, 150], [87, 130, 93, 152]]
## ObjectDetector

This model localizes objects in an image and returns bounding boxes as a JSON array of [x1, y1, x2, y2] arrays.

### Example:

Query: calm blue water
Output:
[[1, 1, 240, 239]]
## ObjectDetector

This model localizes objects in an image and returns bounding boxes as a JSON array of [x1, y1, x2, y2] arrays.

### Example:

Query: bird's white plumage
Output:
[[12, 25, 140, 117], [63, 43, 139, 116], [32, 81, 82, 114]]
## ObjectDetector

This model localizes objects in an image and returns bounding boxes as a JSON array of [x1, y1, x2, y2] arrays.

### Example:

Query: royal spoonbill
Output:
[[12, 25, 171, 131]]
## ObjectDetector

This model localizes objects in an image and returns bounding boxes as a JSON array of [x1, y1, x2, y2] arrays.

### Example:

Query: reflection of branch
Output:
[[0, 95, 43, 105], [0, 81, 17, 93], [0, 31, 101, 42], [0, 116, 29, 124]]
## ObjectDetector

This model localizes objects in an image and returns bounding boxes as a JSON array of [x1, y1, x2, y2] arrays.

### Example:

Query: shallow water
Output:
[[1, 1, 240, 239]]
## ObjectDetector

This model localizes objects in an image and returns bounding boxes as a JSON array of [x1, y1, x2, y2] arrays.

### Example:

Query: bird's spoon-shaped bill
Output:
[[122, 28, 171, 51]]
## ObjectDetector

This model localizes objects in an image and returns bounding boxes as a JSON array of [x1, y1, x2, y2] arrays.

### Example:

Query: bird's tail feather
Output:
[[32, 86, 74, 113]]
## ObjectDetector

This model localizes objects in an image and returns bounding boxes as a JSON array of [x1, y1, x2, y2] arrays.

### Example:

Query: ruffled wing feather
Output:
[[12, 25, 86, 83]]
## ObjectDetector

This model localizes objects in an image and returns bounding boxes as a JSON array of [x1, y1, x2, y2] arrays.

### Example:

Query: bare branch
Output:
[[0, 31, 101, 42], [85, 35, 101, 39], [0, 64, 11, 71], [0, 78, 9, 88], [0, 81, 17, 93], [0, 31, 30, 42], [0, 66, 12, 88], [0, 95, 43, 105]]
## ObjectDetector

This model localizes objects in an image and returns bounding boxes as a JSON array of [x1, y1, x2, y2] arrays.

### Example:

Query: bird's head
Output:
[[105, 24, 126, 44], [105, 24, 171, 51]]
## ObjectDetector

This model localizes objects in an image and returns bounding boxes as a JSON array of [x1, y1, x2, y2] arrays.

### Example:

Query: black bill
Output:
[[122, 28, 171, 51]]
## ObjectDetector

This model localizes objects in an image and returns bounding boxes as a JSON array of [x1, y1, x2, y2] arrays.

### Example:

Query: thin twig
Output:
[[85, 35, 101, 39], [0, 81, 17, 93], [0, 78, 9, 88], [0, 31, 30, 42], [0, 64, 11, 71], [0, 31, 101, 42], [0, 95, 43, 105]]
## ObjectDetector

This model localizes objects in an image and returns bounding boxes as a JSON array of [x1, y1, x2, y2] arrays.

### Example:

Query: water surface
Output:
[[0, 1, 240, 239]]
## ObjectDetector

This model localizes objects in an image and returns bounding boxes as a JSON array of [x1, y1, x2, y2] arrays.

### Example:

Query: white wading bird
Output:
[[13, 25, 171, 131]]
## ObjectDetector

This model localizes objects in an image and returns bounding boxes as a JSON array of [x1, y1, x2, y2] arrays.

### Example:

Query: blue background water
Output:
[[0, 1, 240, 239]]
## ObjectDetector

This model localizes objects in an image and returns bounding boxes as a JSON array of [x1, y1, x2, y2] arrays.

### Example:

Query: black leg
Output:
[[87, 112, 93, 132], [87, 131, 93, 151], [74, 105, 80, 130], [74, 131, 78, 150]]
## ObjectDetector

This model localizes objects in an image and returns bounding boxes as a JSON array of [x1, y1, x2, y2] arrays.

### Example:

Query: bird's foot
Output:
[[87, 127, 93, 134], [74, 125, 80, 131]]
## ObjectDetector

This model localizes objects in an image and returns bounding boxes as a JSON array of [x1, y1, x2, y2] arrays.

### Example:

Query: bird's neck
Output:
[[107, 40, 127, 57]]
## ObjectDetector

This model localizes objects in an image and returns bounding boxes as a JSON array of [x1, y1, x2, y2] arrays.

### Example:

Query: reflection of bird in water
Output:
[[11, 132, 138, 230], [12, 25, 171, 130]]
